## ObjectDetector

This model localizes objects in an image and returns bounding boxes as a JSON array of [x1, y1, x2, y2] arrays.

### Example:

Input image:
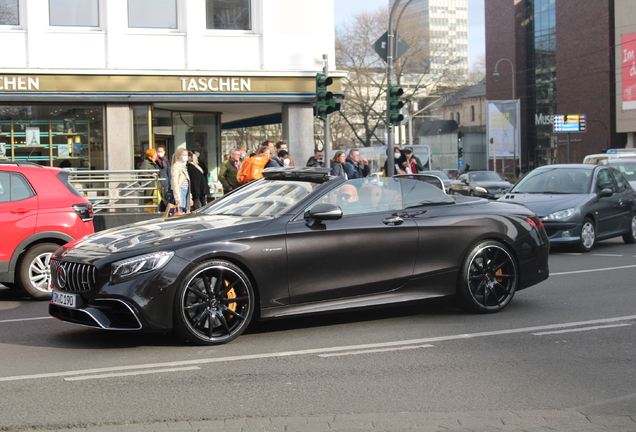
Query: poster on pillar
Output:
[[622, 33, 636, 111], [487, 100, 520, 162]]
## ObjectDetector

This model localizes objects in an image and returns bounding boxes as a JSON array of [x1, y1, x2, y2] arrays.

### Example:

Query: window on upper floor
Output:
[[456, 112, 460, 125], [470, 105, 475, 122], [49, 0, 99, 27], [0, 0, 19, 25], [128, 0, 177, 29], [206, 0, 251, 30]]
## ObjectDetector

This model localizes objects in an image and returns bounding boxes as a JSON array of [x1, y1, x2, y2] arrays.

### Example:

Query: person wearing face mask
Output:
[[384, 146, 408, 176], [155, 145, 173, 211], [171, 148, 193, 212], [306, 150, 325, 168]]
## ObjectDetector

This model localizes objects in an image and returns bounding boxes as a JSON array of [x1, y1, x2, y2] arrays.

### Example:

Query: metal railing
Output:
[[68, 169, 165, 213]]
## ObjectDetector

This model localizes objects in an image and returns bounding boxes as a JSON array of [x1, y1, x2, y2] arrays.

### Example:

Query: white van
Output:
[[582, 149, 636, 164]]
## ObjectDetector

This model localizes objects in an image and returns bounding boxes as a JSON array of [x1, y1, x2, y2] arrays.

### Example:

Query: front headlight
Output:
[[542, 207, 576, 221], [111, 251, 175, 283], [475, 186, 488, 193]]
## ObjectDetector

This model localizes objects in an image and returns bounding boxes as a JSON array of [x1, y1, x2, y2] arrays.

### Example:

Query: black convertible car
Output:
[[50, 168, 550, 345]]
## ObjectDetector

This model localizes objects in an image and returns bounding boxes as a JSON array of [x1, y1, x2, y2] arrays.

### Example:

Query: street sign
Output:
[[458, 159, 465, 167], [554, 114, 587, 133], [373, 31, 410, 63]]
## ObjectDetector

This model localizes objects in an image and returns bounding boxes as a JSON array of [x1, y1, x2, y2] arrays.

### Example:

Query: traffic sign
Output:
[[458, 160, 465, 167], [373, 31, 410, 63]]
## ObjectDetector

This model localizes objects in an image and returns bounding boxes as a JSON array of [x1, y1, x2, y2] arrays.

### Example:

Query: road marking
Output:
[[592, 253, 624, 257], [0, 317, 50, 324], [64, 366, 200, 381], [1, 314, 635, 383], [318, 344, 435, 357], [551, 264, 636, 276], [532, 323, 632, 336]]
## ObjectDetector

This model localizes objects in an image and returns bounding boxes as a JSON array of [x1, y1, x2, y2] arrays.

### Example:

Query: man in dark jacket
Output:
[[344, 149, 370, 179], [306, 151, 325, 167]]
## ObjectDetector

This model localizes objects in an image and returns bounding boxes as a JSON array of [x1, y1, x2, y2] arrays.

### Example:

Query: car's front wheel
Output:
[[577, 217, 596, 252], [174, 260, 254, 345], [456, 240, 517, 313], [18, 243, 59, 300], [622, 214, 636, 244]]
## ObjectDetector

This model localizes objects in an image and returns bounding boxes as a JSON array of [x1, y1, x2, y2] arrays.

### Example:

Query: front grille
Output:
[[50, 259, 97, 292]]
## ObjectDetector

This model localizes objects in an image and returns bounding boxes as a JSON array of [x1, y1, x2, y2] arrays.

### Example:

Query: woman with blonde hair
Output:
[[171, 148, 193, 212]]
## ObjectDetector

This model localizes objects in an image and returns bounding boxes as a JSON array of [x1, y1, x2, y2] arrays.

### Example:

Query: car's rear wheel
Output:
[[622, 214, 636, 244], [577, 217, 595, 252], [469, 190, 476, 197], [457, 240, 517, 313], [174, 260, 254, 345], [18, 243, 59, 300]]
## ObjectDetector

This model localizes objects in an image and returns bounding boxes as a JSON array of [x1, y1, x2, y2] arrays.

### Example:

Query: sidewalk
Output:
[[25, 410, 636, 432]]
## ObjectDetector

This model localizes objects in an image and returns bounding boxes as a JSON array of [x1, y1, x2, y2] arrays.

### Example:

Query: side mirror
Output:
[[304, 203, 343, 227], [598, 188, 613, 198]]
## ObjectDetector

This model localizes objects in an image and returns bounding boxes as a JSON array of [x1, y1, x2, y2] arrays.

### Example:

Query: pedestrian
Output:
[[278, 149, 291, 166], [186, 151, 210, 209], [330, 151, 348, 178], [219, 148, 242, 194], [306, 150, 325, 167], [137, 148, 160, 209], [171, 148, 193, 212], [384, 146, 408, 176], [236, 144, 278, 184], [344, 148, 370, 179], [156, 144, 173, 211], [404, 147, 424, 173], [263, 140, 282, 166], [275, 141, 295, 166]]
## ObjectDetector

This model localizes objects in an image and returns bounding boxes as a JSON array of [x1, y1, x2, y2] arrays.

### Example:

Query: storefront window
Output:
[[132, 105, 151, 168], [0, 0, 19, 25], [128, 0, 177, 29], [172, 111, 221, 182], [0, 105, 104, 170], [206, 0, 251, 30], [49, 0, 99, 27]]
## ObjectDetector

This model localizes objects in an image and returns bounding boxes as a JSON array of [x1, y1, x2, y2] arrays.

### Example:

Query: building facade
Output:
[[486, 0, 635, 170], [0, 0, 339, 178], [389, 0, 469, 77]]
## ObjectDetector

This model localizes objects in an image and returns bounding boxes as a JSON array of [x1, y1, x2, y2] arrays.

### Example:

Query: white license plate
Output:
[[52, 291, 78, 308]]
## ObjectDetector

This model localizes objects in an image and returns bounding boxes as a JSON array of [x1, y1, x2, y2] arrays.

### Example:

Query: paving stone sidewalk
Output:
[[15, 410, 636, 432]]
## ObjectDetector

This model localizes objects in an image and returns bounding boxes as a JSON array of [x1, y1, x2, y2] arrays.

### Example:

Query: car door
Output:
[[594, 167, 625, 235], [452, 173, 469, 195], [285, 178, 418, 304], [0, 171, 38, 270], [608, 168, 635, 232]]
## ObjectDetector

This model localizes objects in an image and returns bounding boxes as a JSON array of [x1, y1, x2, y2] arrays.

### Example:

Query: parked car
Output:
[[598, 157, 636, 189], [449, 171, 512, 199], [0, 162, 94, 299], [498, 164, 636, 252], [50, 167, 549, 345], [582, 150, 636, 164], [421, 170, 452, 193], [442, 168, 459, 179]]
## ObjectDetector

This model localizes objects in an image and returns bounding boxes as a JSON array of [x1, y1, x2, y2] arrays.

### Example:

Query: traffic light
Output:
[[457, 131, 463, 141], [316, 73, 334, 120], [388, 85, 404, 125], [458, 147, 463, 158]]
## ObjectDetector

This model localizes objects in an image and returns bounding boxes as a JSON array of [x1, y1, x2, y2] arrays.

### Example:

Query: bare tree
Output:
[[335, 6, 467, 148]]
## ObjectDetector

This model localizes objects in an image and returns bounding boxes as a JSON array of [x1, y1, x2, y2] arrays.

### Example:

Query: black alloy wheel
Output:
[[457, 240, 517, 313], [174, 260, 254, 345]]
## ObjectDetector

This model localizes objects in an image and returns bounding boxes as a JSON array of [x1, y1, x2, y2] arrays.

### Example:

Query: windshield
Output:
[[511, 168, 591, 194], [204, 179, 322, 218], [469, 172, 505, 182], [613, 162, 636, 181]]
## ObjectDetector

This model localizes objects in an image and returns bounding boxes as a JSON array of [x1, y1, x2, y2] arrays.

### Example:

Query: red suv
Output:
[[0, 162, 94, 299]]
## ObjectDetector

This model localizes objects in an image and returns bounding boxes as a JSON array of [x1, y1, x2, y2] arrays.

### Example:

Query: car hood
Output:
[[498, 193, 588, 217], [472, 181, 512, 189], [61, 213, 272, 258]]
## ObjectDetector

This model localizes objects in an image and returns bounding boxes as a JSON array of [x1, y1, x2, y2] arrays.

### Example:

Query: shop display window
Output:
[[0, 105, 104, 170]]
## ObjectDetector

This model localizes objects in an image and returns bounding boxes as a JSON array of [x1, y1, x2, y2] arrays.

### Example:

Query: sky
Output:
[[334, 0, 485, 69]]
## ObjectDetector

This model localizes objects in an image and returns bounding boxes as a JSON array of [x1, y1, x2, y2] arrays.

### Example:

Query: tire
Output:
[[18, 243, 60, 300], [469, 190, 476, 197], [457, 240, 517, 313], [173, 260, 254, 345], [622, 214, 636, 244], [576, 217, 596, 252]]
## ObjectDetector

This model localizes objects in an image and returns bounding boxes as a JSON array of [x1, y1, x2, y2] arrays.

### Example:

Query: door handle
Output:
[[383, 216, 404, 226], [10, 208, 30, 214]]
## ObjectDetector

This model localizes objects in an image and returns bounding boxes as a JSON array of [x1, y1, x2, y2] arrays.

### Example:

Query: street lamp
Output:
[[493, 58, 517, 175], [492, 58, 515, 100]]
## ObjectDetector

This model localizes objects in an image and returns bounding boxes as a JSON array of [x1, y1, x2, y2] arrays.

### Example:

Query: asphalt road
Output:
[[1, 238, 635, 431]]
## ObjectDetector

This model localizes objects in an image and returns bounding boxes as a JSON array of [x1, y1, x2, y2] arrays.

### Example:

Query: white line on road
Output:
[[551, 264, 636, 276], [64, 366, 201, 381], [532, 323, 632, 336], [0, 317, 50, 324], [592, 253, 625, 257], [1, 315, 635, 383], [318, 344, 435, 357]]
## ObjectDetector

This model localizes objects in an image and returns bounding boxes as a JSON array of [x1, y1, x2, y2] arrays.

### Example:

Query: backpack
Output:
[[237, 154, 270, 184]]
